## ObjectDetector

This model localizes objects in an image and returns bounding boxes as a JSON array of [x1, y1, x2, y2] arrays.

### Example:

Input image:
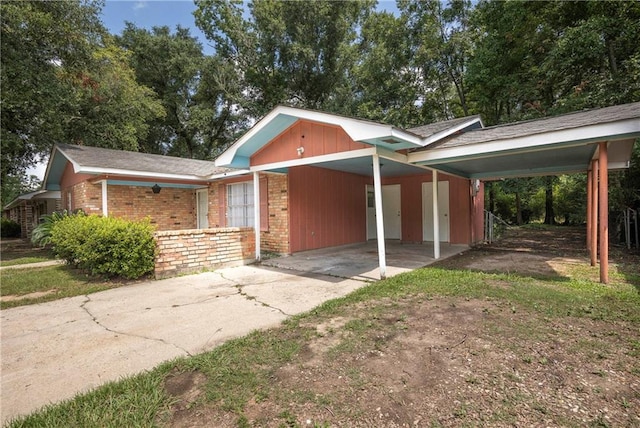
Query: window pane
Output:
[[227, 182, 254, 227]]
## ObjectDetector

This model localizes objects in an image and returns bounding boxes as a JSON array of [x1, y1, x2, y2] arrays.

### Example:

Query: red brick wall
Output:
[[154, 227, 255, 278], [210, 174, 291, 254], [67, 181, 102, 215], [261, 174, 290, 253], [108, 185, 196, 230]]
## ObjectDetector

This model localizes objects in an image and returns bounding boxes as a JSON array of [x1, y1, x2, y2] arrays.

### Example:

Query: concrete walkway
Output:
[[0, 265, 365, 424], [0, 260, 64, 271]]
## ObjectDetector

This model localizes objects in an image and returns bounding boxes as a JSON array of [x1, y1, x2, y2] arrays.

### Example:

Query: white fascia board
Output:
[[273, 106, 402, 142], [216, 106, 423, 167], [215, 107, 287, 167], [249, 148, 377, 172], [208, 169, 252, 180], [409, 119, 640, 165], [55, 146, 83, 173], [77, 166, 209, 181], [420, 117, 484, 147]]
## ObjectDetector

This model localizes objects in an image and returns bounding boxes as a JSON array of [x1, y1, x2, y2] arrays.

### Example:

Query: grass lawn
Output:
[[7, 243, 640, 427], [0, 240, 55, 267], [1, 265, 127, 309]]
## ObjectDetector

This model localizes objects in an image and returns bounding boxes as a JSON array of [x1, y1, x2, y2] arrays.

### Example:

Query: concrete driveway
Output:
[[1, 265, 365, 424]]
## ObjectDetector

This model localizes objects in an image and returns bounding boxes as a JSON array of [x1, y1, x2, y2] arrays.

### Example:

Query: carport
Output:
[[216, 103, 640, 284], [409, 102, 640, 283]]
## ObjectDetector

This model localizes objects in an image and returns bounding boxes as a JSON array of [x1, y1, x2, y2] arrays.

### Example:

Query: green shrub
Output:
[[1, 217, 21, 238], [51, 215, 156, 279], [31, 210, 78, 247]]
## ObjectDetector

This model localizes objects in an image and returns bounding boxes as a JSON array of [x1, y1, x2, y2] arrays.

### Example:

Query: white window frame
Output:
[[227, 182, 254, 227]]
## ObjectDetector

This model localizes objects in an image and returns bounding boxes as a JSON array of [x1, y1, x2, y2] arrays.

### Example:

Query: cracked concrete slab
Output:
[[0, 265, 366, 424]]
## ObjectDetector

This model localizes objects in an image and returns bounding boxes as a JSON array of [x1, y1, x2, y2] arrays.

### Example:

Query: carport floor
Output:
[[261, 240, 469, 281]]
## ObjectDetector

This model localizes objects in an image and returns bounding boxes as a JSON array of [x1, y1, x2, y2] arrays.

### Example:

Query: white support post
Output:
[[253, 171, 261, 262], [372, 154, 387, 279], [101, 180, 108, 217], [432, 170, 440, 259]]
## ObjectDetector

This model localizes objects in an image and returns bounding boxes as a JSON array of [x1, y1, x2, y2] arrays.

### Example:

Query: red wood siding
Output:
[[288, 166, 368, 252], [382, 173, 473, 245], [60, 162, 93, 189], [448, 177, 472, 244], [251, 120, 369, 166]]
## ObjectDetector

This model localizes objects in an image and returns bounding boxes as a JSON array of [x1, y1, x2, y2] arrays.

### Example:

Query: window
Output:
[[227, 182, 254, 227]]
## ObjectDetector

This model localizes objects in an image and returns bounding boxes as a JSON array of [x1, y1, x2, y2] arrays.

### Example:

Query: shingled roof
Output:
[[431, 102, 640, 150], [407, 115, 483, 139], [55, 144, 233, 178]]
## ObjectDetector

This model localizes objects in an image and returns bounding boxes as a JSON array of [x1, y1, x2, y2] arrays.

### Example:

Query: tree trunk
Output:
[[544, 177, 555, 225], [488, 182, 495, 213], [515, 192, 523, 225]]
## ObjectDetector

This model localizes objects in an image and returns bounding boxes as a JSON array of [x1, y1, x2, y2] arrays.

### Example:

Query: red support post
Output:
[[586, 168, 592, 251], [598, 142, 609, 284], [591, 159, 598, 267]]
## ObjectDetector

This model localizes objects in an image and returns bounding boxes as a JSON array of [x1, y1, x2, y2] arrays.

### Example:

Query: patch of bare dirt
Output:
[[166, 227, 639, 427], [0, 289, 58, 302], [239, 298, 638, 427], [163, 368, 212, 427]]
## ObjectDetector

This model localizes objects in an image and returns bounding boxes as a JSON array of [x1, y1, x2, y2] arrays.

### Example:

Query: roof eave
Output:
[[419, 116, 484, 147], [216, 106, 426, 168], [77, 166, 211, 182]]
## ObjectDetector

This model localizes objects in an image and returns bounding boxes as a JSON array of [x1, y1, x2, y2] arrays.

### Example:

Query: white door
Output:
[[366, 184, 401, 240], [422, 181, 450, 242], [196, 189, 209, 229]]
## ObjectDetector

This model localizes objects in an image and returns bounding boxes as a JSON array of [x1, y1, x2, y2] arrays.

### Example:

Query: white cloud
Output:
[[133, 1, 147, 11]]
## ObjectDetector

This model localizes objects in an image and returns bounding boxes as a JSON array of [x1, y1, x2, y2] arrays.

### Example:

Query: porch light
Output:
[[152, 184, 161, 194]]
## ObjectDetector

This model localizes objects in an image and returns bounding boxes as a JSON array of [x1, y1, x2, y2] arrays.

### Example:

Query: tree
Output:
[[1, 174, 41, 209], [60, 40, 165, 150], [468, 0, 640, 124], [1, 0, 164, 194], [351, 11, 421, 126], [399, 0, 475, 121], [116, 24, 207, 157], [194, 0, 373, 116], [1, 0, 104, 180]]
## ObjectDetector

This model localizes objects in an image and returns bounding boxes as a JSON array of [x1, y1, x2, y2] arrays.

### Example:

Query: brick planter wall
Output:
[[154, 227, 255, 279]]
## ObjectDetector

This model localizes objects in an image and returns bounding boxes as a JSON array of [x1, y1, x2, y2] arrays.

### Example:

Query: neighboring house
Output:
[[41, 102, 640, 280], [3, 190, 62, 238]]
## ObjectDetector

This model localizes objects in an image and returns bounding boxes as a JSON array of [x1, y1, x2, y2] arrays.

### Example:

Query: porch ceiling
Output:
[[413, 138, 637, 180]]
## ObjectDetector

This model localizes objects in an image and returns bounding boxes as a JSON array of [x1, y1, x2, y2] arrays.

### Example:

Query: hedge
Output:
[[51, 214, 156, 279], [1, 217, 21, 238]]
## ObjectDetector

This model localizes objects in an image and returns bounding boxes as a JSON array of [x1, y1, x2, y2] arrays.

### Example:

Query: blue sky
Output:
[[101, 0, 215, 54], [101, 0, 400, 55]]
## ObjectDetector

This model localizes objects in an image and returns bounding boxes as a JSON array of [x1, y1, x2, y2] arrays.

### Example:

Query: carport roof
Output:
[[408, 102, 640, 179]]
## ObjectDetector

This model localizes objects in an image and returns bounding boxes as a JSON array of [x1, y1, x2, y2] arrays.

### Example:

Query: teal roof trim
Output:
[[43, 149, 73, 191], [236, 115, 299, 160], [106, 180, 206, 189]]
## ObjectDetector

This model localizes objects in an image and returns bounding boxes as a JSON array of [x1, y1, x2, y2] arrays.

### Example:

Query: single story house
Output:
[[3, 190, 62, 238], [41, 102, 640, 281]]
